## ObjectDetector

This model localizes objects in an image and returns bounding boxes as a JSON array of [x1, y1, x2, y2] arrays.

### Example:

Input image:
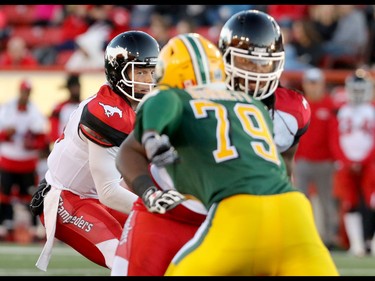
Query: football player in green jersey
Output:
[[115, 32, 339, 276]]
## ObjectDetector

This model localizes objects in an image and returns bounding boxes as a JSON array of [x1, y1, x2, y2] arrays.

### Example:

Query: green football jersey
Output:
[[134, 86, 297, 208]]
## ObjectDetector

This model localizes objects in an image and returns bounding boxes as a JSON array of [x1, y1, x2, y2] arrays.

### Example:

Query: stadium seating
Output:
[[11, 26, 64, 48], [2, 5, 36, 26]]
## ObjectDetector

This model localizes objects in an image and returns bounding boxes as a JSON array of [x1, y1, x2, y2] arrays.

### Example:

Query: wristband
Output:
[[141, 131, 158, 146]]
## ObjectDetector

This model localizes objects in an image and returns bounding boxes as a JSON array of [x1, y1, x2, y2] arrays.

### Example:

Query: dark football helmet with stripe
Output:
[[104, 30, 160, 102]]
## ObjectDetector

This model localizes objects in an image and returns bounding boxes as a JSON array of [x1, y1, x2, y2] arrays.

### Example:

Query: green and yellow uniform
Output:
[[134, 85, 339, 276]]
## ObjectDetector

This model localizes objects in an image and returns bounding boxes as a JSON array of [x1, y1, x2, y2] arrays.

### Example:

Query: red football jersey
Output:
[[273, 86, 311, 153], [295, 94, 335, 161]]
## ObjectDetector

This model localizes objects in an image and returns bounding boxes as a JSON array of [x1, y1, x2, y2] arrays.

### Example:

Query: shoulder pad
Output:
[[79, 85, 136, 147], [275, 87, 311, 130]]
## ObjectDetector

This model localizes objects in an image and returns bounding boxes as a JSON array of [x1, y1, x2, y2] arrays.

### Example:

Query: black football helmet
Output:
[[345, 69, 374, 105], [218, 10, 285, 100], [104, 31, 160, 102]]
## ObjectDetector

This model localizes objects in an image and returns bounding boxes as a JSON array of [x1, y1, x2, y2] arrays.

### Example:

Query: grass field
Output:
[[0, 241, 374, 276]]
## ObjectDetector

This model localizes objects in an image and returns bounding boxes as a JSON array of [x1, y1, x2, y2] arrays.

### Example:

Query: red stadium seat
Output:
[[39, 26, 64, 46], [2, 5, 36, 26], [11, 26, 64, 48]]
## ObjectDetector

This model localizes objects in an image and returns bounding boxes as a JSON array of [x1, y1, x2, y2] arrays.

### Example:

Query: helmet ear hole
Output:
[[104, 31, 160, 102]]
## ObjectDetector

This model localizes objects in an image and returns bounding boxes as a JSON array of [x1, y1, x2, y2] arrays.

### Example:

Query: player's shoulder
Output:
[[80, 84, 136, 146], [275, 85, 311, 128], [85, 84, 134, 126], [275, 86, 306, 106], [275, 86, 308, 112], [138, 86, 182, 109]]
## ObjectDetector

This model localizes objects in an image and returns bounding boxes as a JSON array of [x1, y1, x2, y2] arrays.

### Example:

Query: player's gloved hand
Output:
[[29, 178, 51, 217], [142, 186, 185, 214], [142, 132, 179, 167]]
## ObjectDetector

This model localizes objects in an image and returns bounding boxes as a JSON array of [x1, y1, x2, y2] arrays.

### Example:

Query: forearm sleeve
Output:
[[87, 137, 138, 214]]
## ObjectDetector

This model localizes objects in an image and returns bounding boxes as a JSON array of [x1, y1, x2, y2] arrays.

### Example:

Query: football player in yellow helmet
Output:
[[154, 32, 225, 89], [111, 33, 225, 276]]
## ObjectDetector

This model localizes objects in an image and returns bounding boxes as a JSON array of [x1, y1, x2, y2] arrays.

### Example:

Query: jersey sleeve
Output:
[[87, 135, 138, 213]]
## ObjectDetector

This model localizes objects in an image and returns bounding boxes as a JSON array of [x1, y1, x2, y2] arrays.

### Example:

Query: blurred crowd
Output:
[[0, 73, 82, 244], [1, 5, 375, 71]]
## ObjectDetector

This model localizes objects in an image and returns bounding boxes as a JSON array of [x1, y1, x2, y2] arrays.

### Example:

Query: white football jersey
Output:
[[337, 103, 375, 162], [45, 96, 98, 197]]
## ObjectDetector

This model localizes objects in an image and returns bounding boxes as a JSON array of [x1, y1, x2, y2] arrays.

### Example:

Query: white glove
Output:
[[142, 132, 179, 167], [142, 186, 185, 214]]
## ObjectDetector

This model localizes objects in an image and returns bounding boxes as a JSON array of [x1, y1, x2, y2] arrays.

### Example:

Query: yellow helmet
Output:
[[154, 33, 225, 89]]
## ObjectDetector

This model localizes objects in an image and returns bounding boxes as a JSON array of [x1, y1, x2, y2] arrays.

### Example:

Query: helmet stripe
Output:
[[179, 34, 210, 85]]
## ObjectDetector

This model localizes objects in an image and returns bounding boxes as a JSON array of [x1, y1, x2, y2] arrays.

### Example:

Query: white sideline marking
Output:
[[0, 245, 77, 255], [0, 268, 108, 276]]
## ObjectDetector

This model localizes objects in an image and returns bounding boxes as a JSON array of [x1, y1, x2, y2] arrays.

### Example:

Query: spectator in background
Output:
[[290, 18, 325, 67], [175, 18, 197, 35], [0, 79, 47, 241], [267, 4, 309, 22], [308, 5, 338, 42], [320, 5, 368, 65], [330, 69, 375, 257], [107, 6, 130, 42], [53, 5, 89, 54], [0, 36, 38, 67], [128, 5, 155, 29], [204, 5, 253, 26], [181, 5, 211, 26], [149, 13, 171, 48], [152, 5, 201, 26], [0, 8, 11, 53], [65, 5, 112, 72], [294, 68, 339, 250], [32, 4, 64, 27], [48, 73, 82, 145], [218, 5, 253, 22], [33, 5, 89, 65], [280, 19, 314, 71]]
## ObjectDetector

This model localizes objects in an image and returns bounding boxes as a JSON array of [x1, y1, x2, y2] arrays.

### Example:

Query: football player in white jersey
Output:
[[29, 31, 160, 271], [331, 69, 375, 257]]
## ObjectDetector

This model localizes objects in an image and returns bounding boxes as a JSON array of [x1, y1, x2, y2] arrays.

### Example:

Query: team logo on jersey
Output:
[[99, 102, 123, 118]]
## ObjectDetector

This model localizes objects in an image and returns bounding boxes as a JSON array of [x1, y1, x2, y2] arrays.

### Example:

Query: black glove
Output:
[[29, 178, 51, 217], [142, 132, 179, 167], [142, 186, 185, 214]]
